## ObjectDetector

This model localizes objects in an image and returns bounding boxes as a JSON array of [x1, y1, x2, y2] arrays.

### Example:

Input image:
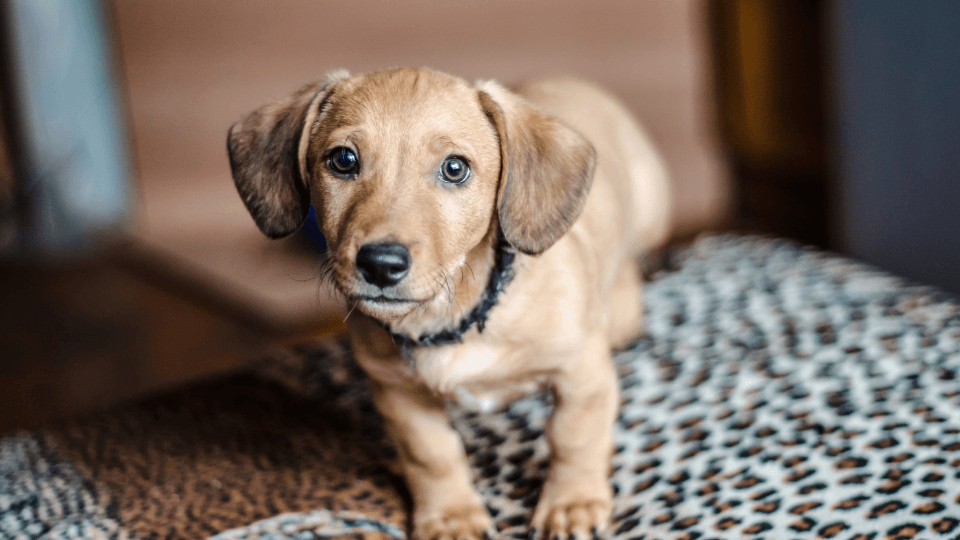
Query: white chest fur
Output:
[[411, 341, 544, 412]]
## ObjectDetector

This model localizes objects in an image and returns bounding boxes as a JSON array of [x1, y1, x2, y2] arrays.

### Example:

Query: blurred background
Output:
[[0, 0, 957, 434]]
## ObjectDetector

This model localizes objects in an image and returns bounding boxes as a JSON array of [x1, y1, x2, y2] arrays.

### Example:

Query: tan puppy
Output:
[[228, 68, 670, 540]]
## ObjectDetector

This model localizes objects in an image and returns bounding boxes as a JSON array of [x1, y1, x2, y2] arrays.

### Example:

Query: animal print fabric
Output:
[[0, 433, 123, 539], [2, 235, 959, 540]]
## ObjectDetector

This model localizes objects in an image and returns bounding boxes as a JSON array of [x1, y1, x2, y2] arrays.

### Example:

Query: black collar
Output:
[[381, 232, 516, 351]]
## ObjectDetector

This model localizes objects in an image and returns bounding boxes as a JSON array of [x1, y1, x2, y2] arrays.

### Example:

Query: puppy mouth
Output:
[[350, 293, 429, 320], [357, 295, 420, 305]]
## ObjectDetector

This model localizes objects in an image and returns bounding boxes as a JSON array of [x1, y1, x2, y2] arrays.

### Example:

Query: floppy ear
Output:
[[477, 81, 597, 255], [227, 71, 348, 238]]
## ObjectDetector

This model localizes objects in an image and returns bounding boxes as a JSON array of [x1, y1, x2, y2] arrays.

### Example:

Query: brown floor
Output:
[[0, 239, 342, 436]]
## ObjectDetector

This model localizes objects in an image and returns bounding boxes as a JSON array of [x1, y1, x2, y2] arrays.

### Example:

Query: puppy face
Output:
[[306, 70, 501, 320], [228, 68, 596, 323]]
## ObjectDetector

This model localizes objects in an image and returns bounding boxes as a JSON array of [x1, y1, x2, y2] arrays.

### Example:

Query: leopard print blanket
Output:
[[2, 235, 959, 540]]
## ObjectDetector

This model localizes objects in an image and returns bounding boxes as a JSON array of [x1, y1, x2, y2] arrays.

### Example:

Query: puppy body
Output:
[[228, 69, 670, 540]]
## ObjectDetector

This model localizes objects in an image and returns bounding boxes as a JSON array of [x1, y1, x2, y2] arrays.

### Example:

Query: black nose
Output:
[[355, 243, 411, 288]]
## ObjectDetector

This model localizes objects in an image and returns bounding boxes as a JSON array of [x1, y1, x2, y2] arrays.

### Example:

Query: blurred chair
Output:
[[0, 0, 134, 258]]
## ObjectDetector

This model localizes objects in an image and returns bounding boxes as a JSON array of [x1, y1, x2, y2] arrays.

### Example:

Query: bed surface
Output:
[[3, 235, 959, 539]]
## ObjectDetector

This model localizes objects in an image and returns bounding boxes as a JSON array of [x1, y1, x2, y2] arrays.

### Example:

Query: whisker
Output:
[[438, 262, 463, 324], [438, 268, 455, 323], [310, 253, 346, 311], [424, 268, 447, 321], [434, 264, 451, 320], [343, 299, 359, 323], [452, 288, 464, 324]]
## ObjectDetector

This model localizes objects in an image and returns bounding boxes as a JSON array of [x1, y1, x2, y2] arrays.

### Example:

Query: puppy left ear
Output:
[[477, 81, 597, 255], [227, 70, 348, 239]]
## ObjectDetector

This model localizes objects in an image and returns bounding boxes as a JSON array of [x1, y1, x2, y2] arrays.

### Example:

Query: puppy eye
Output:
[[326, 147, 360, 178], [439, 156, 469, 184]]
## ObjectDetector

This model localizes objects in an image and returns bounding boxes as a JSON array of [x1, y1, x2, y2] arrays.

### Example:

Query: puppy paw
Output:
[[530, 494, 611, 540], [414, 504, 495, 540]]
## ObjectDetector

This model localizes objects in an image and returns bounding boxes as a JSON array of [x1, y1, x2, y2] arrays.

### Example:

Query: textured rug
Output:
[[2, 235, 960, 540]]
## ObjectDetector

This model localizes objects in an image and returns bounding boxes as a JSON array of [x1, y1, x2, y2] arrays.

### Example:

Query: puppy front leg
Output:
[[369, 379, 494, 540], [532, 335, 618, 539]]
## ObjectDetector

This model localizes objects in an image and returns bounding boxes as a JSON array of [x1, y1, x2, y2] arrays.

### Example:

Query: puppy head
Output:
[[228, 68, 595, 322]]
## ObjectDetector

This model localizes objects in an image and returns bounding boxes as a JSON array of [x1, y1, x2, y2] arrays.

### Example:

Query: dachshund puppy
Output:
[[228, 68, 670, 540]]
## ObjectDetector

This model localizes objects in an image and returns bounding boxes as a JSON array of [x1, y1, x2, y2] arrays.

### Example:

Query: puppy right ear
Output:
[[227, 71, 347, 238], [477, 81, 596, 256]]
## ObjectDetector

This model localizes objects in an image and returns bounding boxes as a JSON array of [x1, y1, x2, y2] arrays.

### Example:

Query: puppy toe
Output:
[[565, 504, 593, 540], [531, 499, 611, 540], [415, 505, 494, 540]]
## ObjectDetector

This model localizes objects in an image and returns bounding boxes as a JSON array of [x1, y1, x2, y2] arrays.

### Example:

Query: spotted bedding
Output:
[[2, 235, 959, 540]]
